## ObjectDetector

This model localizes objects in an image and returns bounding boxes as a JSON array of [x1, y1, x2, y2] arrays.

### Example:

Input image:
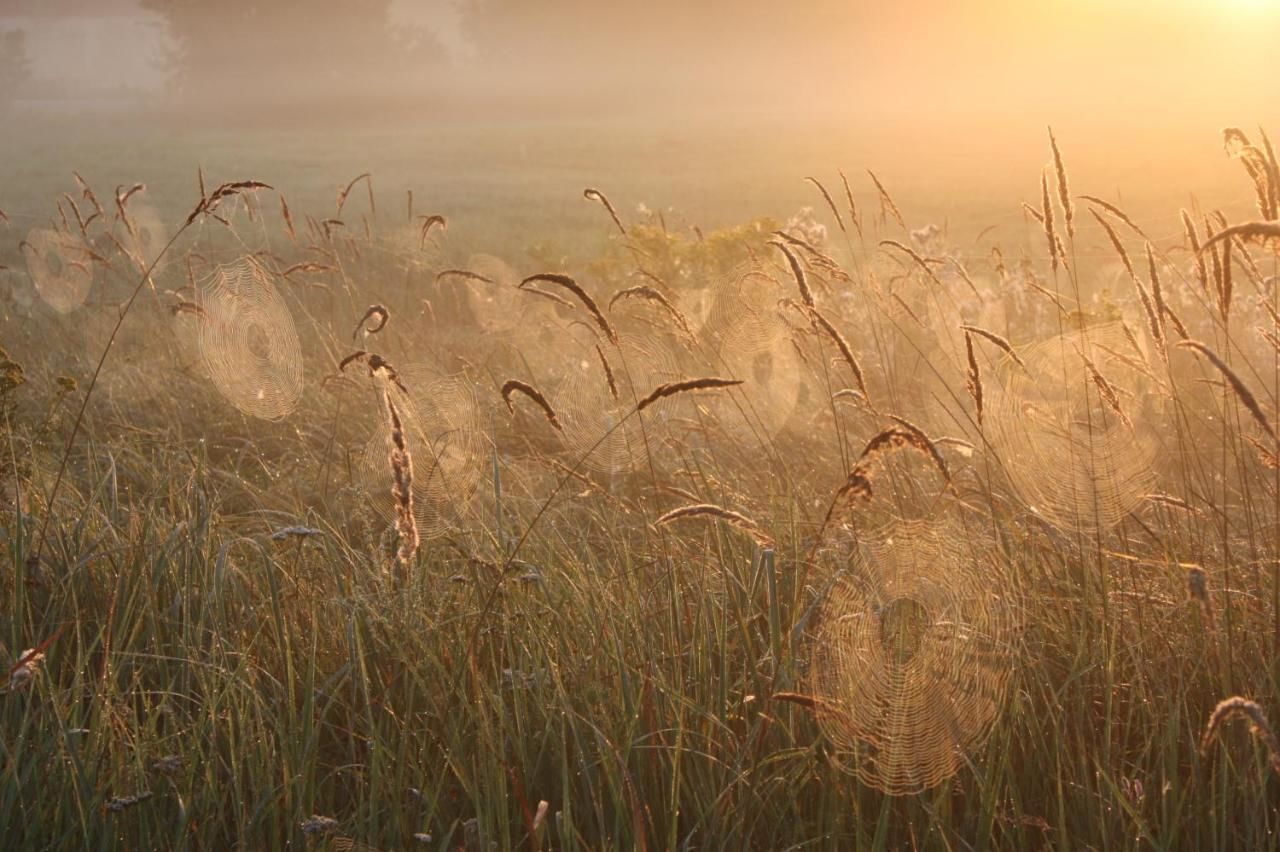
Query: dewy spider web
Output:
[[360, 364, 486, 540], [22, 228, 95, 314], [552, 328, 686, 474], [197, 256, 304, 421], [118, 204, 171, 275], [986, 322, 1157, 533], [806, 516, 1019, 794], [694, 266, 803, 441]]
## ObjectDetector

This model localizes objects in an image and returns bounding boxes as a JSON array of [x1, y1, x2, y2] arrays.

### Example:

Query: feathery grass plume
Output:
[[1091, 209, 1162, 347], [583, 188, 627, 235], [1144, 244, 1167, 342], [1130, 276, 1165, 356], [1117, 321, 1149, 364], [1261, 128, 1280, 214], [867, 170, 907, 231], [382, 381, 419, 569], [1200, 697, 1280, 775], [501, 379, 562, 430], [783, 242, 851, 284], [436, 268, 497, 286], [338, 351, 418, 566], [772, 229, 828, 260], [1055, 229, 1071, 273], [336, 172, 374, 218], [281, 261, 337, 278], [812, 425, 950, 548], [654, 503, 771, 546], [114, 183, 145, 234], [1021, 202, 1045, 225], [1048, 127, 1074, 239], [73, 170, 103, 216], [1232, 237, 1264, 285], [1223, 128, 1277, 220], [520, 273, 618, 343], [1078, 352, 1133, 428], [608, 284, 694, 338], [184, 179, 272, 226], [769, 691, 823, 710], [1247, 434, 1280, 470], [1079, 195, 1148, 239], [1146, 244, 1189, 339], [946, 257, 983, 298], [806, 306, 871, 407], [769, 239, 814, 306], [635, 377, 743, 412], [1040, 170, 1059, 272], [838, 170, 863, 239], [61, 193, 86, 235], [1218, 232, 1234, 322], [338, 350, 407, 392], [1178, 340, 1276, 440], [879, 239, 944, 288], [351, 304, 390, 341], [960, 324, 1027, 369], [1180, 209, 1210, 294], [1202, 221, 1280, 251], [964, 330, 983, 425], [887, 414, 952, 484], [805, 176, 846, 234], [1202, 215, 1225, 299], [814, 465, 874, 541], [595, 344, 620, 401], [518, 285, 576, 310], [55, 199, 72, 234], [417, 214, 447, 249], [1187, 562, 1218, 624]]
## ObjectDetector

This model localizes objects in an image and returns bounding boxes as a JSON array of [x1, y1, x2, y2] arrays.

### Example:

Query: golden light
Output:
[[1221, 0, 1278, 11]]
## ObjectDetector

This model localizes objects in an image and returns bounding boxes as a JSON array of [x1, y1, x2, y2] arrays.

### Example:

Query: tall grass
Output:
[[0, 128, 1278, 850]]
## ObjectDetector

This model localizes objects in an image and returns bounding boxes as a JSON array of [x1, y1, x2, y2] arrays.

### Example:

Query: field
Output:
[[2, 116, 1280, 850]]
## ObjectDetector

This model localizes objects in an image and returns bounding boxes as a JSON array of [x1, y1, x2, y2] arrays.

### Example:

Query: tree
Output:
[[0, 30, 32, 111], [140, 1, 449, 109]]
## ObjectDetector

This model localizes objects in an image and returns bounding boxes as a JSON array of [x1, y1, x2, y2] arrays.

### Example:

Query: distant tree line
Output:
[[138, 0, 820, 110], [138, 0, 448, 107]]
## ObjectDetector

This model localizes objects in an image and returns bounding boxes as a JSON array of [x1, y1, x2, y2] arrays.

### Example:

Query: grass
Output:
[[0, 121, 1279, 849]]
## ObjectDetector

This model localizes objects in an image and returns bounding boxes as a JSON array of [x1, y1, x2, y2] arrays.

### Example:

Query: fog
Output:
[[2, 0, 1277, 218]]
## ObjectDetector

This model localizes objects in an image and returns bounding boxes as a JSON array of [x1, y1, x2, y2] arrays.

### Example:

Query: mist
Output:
[[1, 0, 1276, 240]]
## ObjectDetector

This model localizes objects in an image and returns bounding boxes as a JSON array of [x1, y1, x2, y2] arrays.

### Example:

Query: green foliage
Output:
[[586, 212, 782, 290]]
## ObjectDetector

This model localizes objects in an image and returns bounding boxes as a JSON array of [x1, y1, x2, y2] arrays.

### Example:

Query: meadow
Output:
[[1, 118, 1279, 850]]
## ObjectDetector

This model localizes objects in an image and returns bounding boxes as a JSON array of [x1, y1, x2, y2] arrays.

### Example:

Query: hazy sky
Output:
[[3, 0, 1276, 120], [2, 0, 1276, 190]]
